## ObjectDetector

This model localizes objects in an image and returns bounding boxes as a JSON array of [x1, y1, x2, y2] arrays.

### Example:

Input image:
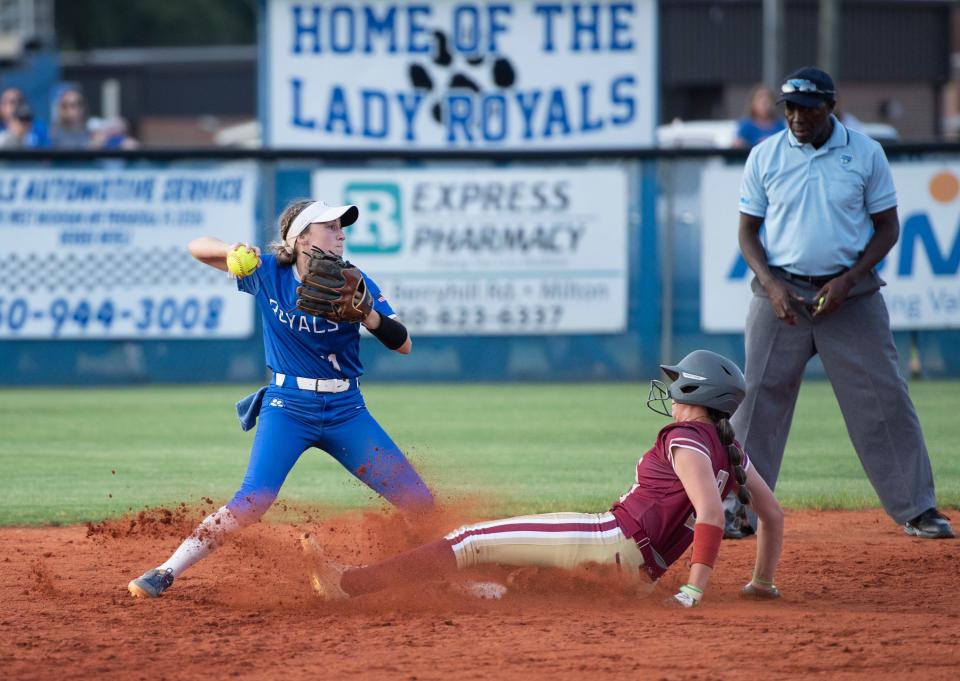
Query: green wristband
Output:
[[679, 583, 704, 602]]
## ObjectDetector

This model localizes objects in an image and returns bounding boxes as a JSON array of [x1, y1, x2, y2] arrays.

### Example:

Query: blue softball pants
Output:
[[227, 384, 433, 522]]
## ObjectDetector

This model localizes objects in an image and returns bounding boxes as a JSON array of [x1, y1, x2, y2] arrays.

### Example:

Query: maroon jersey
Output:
[[610, 421, 750, 577]]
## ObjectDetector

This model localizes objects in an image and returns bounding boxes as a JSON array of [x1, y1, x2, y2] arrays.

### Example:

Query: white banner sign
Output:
[[266, 0, 656, 149], [313, 165, 629, 334], [0, 164, 258, 339], [701, 161, 960, 331]]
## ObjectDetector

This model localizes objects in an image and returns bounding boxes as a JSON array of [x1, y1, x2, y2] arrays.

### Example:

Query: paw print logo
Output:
[[408, 29, 517, 126], [269, 398, 284, 408]]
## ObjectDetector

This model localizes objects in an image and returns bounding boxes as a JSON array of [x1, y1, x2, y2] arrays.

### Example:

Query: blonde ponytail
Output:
[[270, 198, 313, 266]]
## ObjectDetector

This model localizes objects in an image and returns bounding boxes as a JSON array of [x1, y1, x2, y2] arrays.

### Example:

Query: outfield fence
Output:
[[1, 145, 958, 385]]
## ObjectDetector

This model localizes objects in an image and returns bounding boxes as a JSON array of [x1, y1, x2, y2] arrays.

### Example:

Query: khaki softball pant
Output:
[[445, 511, 648, 583]]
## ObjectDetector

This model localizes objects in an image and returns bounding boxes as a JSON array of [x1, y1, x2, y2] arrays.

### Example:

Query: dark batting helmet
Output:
[[647, 350, 746, 418]]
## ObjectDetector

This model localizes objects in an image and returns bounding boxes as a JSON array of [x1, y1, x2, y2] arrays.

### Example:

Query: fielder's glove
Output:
[[296, 248, 373, 323]]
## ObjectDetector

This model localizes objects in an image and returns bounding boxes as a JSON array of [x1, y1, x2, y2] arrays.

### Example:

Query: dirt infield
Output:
[[2, 508, 958, 681]]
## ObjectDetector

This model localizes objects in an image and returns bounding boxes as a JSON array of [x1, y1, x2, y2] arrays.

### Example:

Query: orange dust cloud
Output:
[[929, 171, 960, 203]]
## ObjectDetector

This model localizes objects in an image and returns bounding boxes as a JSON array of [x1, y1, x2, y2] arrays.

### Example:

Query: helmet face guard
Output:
[[646, 379, 672, 417]]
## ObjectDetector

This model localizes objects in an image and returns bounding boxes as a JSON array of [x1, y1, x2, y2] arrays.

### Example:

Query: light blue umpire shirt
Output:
[[738, 114, 898, 276]]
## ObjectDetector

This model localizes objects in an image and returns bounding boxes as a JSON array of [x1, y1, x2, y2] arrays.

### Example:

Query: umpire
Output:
[[732, 66, 953, 539]]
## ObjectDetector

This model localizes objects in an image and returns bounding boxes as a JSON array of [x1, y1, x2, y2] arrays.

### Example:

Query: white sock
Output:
[[158, 506, 241, 577]]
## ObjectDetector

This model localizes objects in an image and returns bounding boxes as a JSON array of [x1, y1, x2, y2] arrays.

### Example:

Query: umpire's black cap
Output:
[[778, 67, 836, 108]]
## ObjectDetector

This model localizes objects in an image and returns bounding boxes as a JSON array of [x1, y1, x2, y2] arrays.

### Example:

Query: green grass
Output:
[[1, 381, 957, 525]]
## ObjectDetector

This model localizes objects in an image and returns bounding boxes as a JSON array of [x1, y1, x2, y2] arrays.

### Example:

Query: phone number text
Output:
[[0, 296, 225, 336], [395, 304, 564, 330]]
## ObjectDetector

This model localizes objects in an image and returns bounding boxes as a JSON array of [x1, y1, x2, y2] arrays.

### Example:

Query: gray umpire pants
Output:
[[731, 272, 937, 524]]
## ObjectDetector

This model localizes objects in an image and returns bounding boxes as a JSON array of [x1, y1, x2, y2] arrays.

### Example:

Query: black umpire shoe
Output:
[[904, 508, 955, 539]]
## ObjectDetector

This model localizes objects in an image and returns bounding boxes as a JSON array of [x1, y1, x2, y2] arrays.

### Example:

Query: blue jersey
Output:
[[237, 254, 393, 379]]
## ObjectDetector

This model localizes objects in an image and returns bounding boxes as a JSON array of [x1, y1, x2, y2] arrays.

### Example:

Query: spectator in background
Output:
[[0, 103, 39, 148], [0, 86, 50, 147], [733, 85, 785, 148], [89, 116, 139, 149], [833, 102, 863, 133], [0, 86, 21, 130], [50, 86, 91, 148]]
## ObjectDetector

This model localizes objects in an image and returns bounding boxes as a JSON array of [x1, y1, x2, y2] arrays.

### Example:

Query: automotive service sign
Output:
[[313, 165, 630, 334], [701, 161, 960, 331], [0, 164, 258, 339], [265, 0, 657, 149]]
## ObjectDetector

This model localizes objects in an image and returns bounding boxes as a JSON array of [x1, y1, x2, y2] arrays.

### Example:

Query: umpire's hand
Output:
[[813, 272, 855, 317], [763, 279, 806, 326]]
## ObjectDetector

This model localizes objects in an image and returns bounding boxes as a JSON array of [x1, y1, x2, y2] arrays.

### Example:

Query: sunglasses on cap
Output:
[[781, 78, 835, 97]]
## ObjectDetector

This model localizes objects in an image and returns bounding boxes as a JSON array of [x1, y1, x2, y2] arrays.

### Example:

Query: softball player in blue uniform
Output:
[[128, 198, 434, 598]]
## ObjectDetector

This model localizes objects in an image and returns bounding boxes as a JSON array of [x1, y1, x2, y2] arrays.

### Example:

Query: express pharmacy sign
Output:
[[310, 165, 630, 335]]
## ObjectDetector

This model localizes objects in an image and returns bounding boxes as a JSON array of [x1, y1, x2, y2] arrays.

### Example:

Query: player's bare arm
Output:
[[188, 236, 260, 272], [743, 465, 784, 596], [738, 212, 805, 324], [673, 446, 725, 594], [813, 206, 899, 316]]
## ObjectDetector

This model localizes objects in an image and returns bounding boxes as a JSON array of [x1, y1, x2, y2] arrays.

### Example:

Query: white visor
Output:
[[285, 200, 359, 247]]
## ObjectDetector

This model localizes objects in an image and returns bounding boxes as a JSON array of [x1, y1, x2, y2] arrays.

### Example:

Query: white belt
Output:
[[274, 372, 354, 393]]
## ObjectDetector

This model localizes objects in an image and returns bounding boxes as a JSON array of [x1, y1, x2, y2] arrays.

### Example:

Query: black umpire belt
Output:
[[773, 266, 849, 289]]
